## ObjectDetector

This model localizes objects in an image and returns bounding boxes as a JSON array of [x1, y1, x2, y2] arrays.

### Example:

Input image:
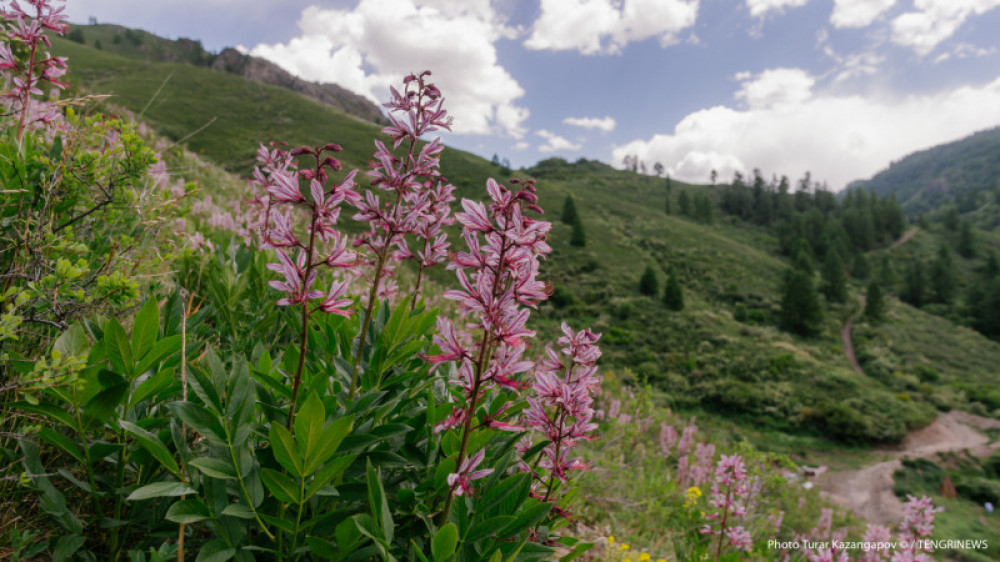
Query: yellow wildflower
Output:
[[683, 486, 702, 508], [620, 543, 630, 551], [608, 536, 615, 546], [639, 553, 651, 561]]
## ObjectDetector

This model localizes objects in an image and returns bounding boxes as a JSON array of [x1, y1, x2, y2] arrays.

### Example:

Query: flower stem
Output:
[[15, 40, 37, 143], [287, 202, 319, 428]]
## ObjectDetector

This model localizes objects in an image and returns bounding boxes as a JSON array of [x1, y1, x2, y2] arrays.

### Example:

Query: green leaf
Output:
[[558, 541, 594, 561], [132, 298, 160, 362], [195, 539, 235, 562], [120, 420, 180, 477], [304, 415, 353, 475], [168, 402, 226, 443], [51, 534, 85, 562], [367, 459, 393, 543], [466, 516, 515, 543], [11, 402, 77, 429], [479, 472, 530, 516], [129, 367, 175, 408], [134, 335, 182, 376], [410, 541, 431, 562], [306, 537, 340, 560], [128, 481, 196, 501], [304, 454, 355, 501], [221, 503, 254, 519], [498, 502, 552, 540], [352, 513, 382, 541], [37, 427, 83, 463], [165, 498, 211, 524], [103, 318, 133, 377], [260, 468, 299, 504], [82, 371, 128, 423], [53, 323, 89, 358], [293, 392, 325, 472], [189, 457, 238, 480], [268, 423, 302, 477], [432, 523, 458, 562]]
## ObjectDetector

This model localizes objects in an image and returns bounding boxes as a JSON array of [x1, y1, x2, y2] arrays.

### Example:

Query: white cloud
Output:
[[514, 141, 530, 150], [524, 0, 699, 55], [612, 69, 1000, 189], [891, 0, 1000, 56], [746, 0, 809, 18], [830, 0, 896, 28], [537, 130, 582, 153], [933, 42, 997, 63], [735, 68, 815, 108], [563, 115, 617, 132], [250, 0, 528, 138]]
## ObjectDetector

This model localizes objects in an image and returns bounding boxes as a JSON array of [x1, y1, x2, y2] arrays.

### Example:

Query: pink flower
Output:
[[447, 449, 493, 497], [316, 280, 352, 317]]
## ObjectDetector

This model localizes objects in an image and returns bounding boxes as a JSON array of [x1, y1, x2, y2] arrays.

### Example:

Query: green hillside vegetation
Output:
[[852, 126, 1000, 226], [51, 34, 1000, 448]]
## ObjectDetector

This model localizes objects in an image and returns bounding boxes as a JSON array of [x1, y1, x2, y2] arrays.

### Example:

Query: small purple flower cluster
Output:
[[523, 322, 602, 500], [253, 142, 360, 316], [701, 454, 753, 554], [1, 0, 69, 138]]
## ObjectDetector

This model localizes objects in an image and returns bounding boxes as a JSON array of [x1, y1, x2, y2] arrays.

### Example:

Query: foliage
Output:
[[864, 280, 884, 323], [638, 265, 658, 297], [779, 268, 824, 337], [663, 268, 684, 311]]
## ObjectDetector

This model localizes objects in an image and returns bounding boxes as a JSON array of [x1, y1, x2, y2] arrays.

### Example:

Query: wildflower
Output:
[[683, 486, 702, 508], [701, 455, 752, 558], [446, 448, 493, 497], [638, 554, 651, 562], [659, 422, 677, 456]]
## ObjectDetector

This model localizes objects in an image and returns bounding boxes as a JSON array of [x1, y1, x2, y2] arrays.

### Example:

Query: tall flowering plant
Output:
[[251, 140, 359, 425], [351, 70, 455, 395], [1, 0, 68, 140], [427, 176, 553, 520]]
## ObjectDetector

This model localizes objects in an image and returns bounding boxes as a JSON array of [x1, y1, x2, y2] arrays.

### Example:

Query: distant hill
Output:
[[63, 24, 386, 125], [850, 126, 1000, 226]]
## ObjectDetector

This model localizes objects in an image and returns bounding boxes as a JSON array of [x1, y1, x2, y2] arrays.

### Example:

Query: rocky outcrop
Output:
[[210, 48, 386, 125]]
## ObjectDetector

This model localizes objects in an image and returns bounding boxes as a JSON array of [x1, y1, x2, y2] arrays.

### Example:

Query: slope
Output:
[[52, 32, 1000, 447]]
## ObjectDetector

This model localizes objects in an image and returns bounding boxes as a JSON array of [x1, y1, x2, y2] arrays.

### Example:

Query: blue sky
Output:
[[66, 0, 1000, 189]]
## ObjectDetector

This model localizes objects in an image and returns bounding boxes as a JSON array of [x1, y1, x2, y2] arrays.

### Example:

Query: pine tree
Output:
[[639, 265, 659, 296], [678, 190, 691, 216], [851, 253, 870, 280], [791, 238, 814, 274], [878, 254, 897, 288], [864, 279, 885, 322], [779, 268, 824, 337], [901, 260, 925, 307], [820, 250, 847, 303], [561, 195, 578, 225], [929, 244, 955, 304], [663, 268, 684, 311], [570, 213, 586, 247], [958, 220, 976, 258]]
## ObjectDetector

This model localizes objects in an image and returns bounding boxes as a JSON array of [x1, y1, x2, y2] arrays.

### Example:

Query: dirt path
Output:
[[841, 294, 867, 375], [816, 411, 1000, 524], [888, 227, 919, 249]]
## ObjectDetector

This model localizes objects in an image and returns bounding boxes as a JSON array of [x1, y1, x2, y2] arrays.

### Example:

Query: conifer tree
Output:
[[878, 254, 897, 288], [561, 195, 578, 225], [851, 253, 870, 280], [958, 220, 976, 258], [901, 260, 925, 307], [570, 213, 586, 247], [929, 244, 955, 304], [663, 268, 684, 311], [791, 238, 814, 274], [821, 250, 847, 303], [779, 267, 824, 337], [639, 265, 659, 296], [678, 190, 691, 216], [864, 279, 885, 322]]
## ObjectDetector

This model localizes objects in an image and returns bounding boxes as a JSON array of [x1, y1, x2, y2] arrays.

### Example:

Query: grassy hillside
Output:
[[52, 35, 1000, 448]]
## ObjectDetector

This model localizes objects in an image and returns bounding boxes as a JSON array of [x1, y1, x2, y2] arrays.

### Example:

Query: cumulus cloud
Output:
[[891, 0, 1000, 56], [537, 130, 582, 153], [612, 69, 1000, 189], [249, 0, 528, 137], [746, 0, 809, 18], [735, 68, 815, 108], [524, 0, 699, 55], [563, 116, 617, 132], [830, 0, 896, 28]]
